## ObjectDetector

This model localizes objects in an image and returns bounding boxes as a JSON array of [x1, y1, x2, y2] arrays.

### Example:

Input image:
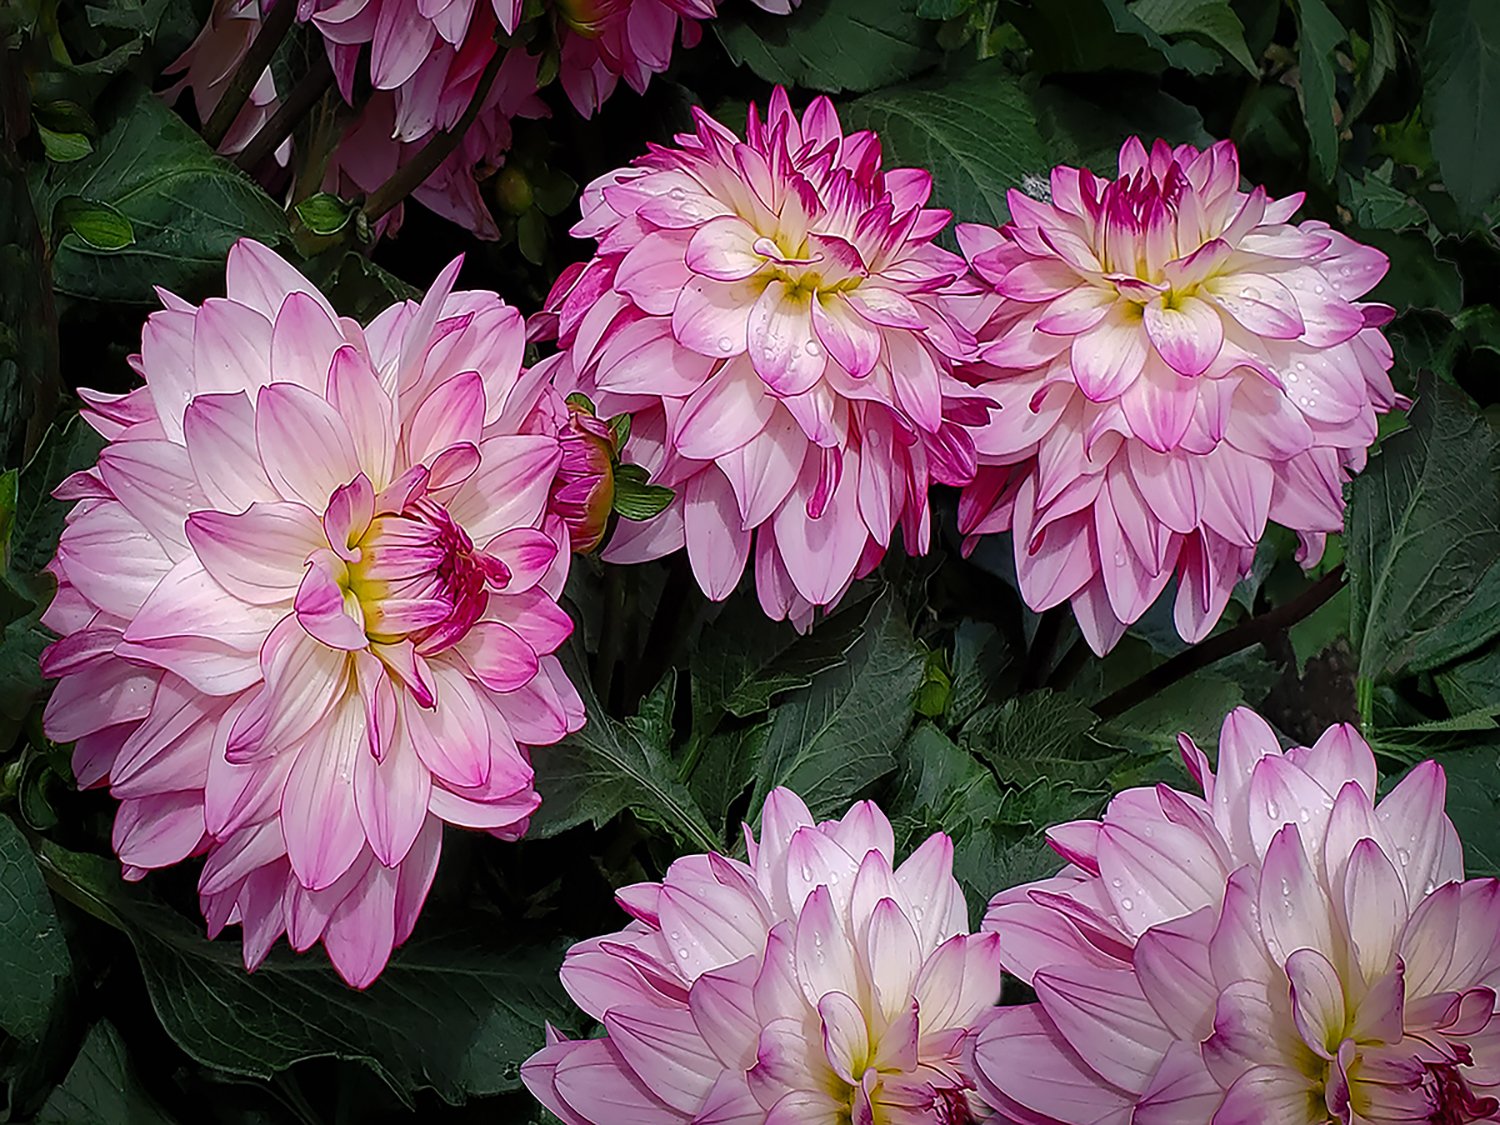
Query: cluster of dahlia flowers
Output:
[[521, 788, 1002, 1122], [42, 240, 592, 985], [543, 88, 987, 628], [973, 708, 1500, 1123], [952, 138, 1397, 653], [171, 0, 799, 238]]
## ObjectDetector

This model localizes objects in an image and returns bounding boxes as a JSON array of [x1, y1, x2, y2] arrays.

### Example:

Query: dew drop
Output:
[[1113, 551, 1127, 567], [913, 905, 925, 921], [669, 930, 681, 941], [669, 187, 685, 201], [1299, 808, 1311, 823], [1296, 361, 1307, 370], [1242, 287, 1260, 301], [1266, 799, 1280, 819], [1301, 397, 1315, 408], [1397, 848, 1411, 866], [1111, 879, 1123, 889], [1119, 897, 1135, 912], [805, 340, 822, 357], [1280, 878, 1291, 897], [800, 865, 813, 881], [1286, 372, 1299, 384], [678, 948, 690, 959], [718, 336, 735, 353], [1314, 284, 1326, 295]]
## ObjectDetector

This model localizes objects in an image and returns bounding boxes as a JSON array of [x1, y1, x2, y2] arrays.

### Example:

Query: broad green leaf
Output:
[[38, 845, 582, 1103], [530, 661, 719, 851], [1350, 0, 1397, 120], [612, 476, 675, 521], [1294, 0, 1345, 182], [686, 724, 768, 837], [0, 815, 71, 1041], [37, 1022, 177, 1125], [1012, 0, 1219, 74], [1423, 0, 1500, 217], [1410, 565, 1500, 673], [1096, 670, 1248, 756], [1129, 0, 1257, 72], [308, 250, 421, 323], [0, 604, 50, 722], [29, 81, 288, 303], [844, 61, 1052, 229], [690, 592, 869, 730], [963, 690, 1117, 789], [0, 135, 61, 471], [1031, 81, 1212, 177], [945, 620, 1010, 730], [1359, 229, 1464, 316], [1426, 745, 1500, 877], [1348, 377, 1500, 687], [0, 468, 15, 571], [1435, 641, 1500, 719], [8, 414, 106, 581], [715, 0, 940, 94], [750, 590, 924, 819], [1339, 163, 1428, 232]]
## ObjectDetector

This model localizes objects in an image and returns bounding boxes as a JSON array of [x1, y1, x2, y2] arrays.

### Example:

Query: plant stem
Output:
[[596, 565, 626, 711], [234, 51, 334, 172], [631, 554, 700, 708], [1092, 563, 1347, 721], [361, 40, 505, 223], [201, 0, 296, 148]]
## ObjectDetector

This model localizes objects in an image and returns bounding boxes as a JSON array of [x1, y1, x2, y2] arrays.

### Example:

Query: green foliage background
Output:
[[2, 0, 1500, 1121]]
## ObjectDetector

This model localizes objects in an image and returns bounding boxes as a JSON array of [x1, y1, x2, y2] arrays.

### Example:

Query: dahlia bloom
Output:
[[41, 240, 585, 987], [164, 0, 285, 161], [321, 48, 547, 240], [521, 788, 1002, 1122], [955, 139, 1396, 653], [971, 707, 1500, 1123], [544, 88, 988, 629], [543, 393, 619, 554]]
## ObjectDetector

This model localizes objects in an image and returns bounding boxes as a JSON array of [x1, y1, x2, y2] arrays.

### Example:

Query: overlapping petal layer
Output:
[[522, 788, 1001, 1122], [954, 139, 1397, 653], [43, 240, 585, 987], [971, 707, 1500, 1123], [543, 87, 989, 628]]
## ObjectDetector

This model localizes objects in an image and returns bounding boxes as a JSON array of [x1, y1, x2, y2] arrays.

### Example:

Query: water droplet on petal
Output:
[[718, 336, 735, 353], [805, 340, 822, 357], [1266, 799, 1280, 819], [1120, 897, 1135, 912]]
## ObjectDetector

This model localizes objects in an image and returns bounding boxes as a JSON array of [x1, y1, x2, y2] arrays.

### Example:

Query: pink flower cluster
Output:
[[973, 708, 1500, 1122], [953, 139, 1397, 652], [543, 89, 986, 628], [522, 788, 1001, 1122], [171, 0, 799, 237], [42, 241, 586, 986]]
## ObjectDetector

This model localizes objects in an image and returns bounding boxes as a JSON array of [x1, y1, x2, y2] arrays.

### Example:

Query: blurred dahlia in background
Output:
[[522, 787, 1001, 1122], [167, 0, 799, 237], [953, 139, 1397, 654], [971, 707, 1499, 1123], [40, 241, 586, 987], [541, 88, 990, 629]]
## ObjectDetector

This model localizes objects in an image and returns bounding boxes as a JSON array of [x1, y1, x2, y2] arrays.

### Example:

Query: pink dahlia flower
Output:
[[555, 0, 800, 118], [543, 88, 987, 629], [971, 707, 1500, 1123], [164, 0, 286, 160], [522, 787, 1001, 1121], [321, 47, 547, 240], [955, 139, 1397, 653], [41, 240, 585, 987]]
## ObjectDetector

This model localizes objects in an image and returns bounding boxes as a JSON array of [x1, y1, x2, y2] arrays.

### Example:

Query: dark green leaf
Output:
[[294, 193, 354, 236], [1427, 745, 1500, 876], [844, 60, 1052, 229], [52, 197, 134, 252], [916, 0, 973, 15], [1423, 0, 1500, 217], [962, 690, 1116, 788], [0, 815, 71, 1041], [530, 659, 719, 850], [1294, 0, 1345, 182], [1435, 642, 1500, 718], [0, 468, 15, 571], [8, 413, 105, 580], [690, 592, 870, 728], [29, 81, 288, 302], [612, 477, 675, 521], [1339, 162, 1428, 231], [750, 589, 924, 818], [1358, 229, 1463, 316], [1011, 0, 1219, 74], [1348, 376, 1500, 686], [37, 1022, 177, 1125], [1129, 0, 1258, 72], [946, 620, 1010, 729], [1031, 81, 1212, 177], [38, 845, 582, 1103], [0, 605, 50, 722], [310, 251, 421, 323], [36, 127, 92, 164], [715, 0, 940, 94], [1096, 667, 1255, 755]]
